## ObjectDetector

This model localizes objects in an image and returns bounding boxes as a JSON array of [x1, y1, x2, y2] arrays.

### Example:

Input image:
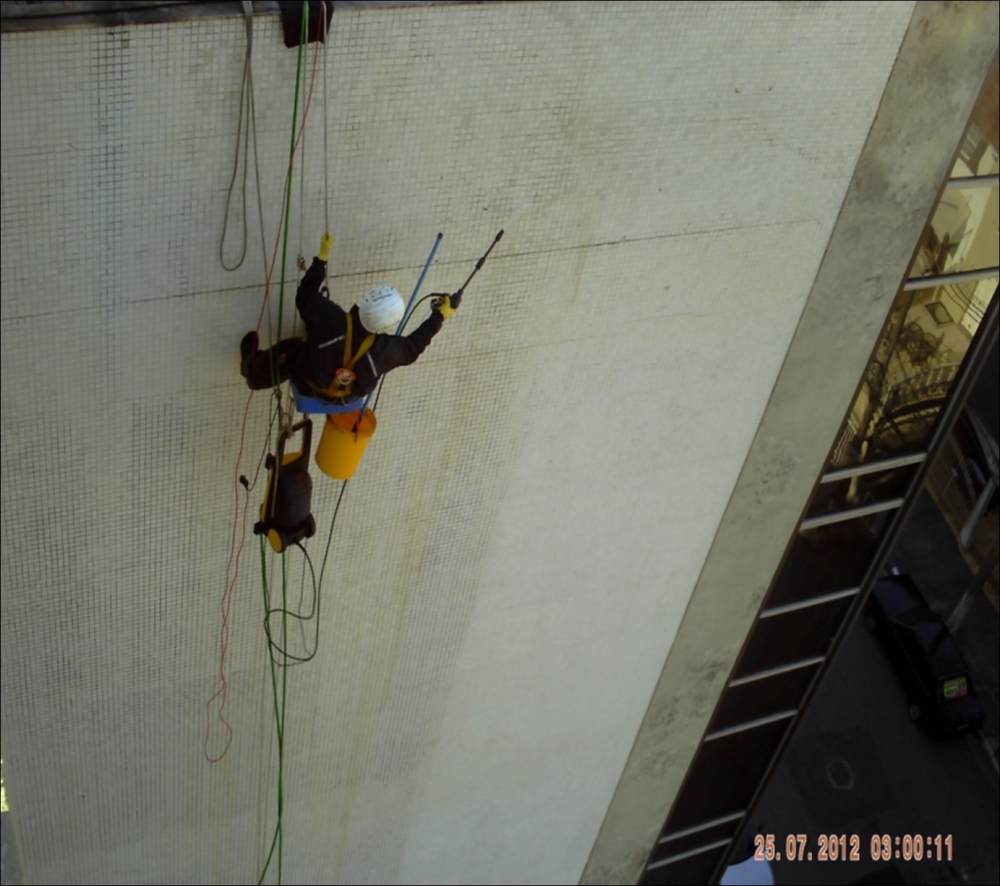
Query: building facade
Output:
[[1, 3, 997, 884]]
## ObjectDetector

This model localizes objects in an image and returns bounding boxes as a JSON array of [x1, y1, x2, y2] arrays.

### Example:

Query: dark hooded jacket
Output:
[[294, 257, 444, 398]]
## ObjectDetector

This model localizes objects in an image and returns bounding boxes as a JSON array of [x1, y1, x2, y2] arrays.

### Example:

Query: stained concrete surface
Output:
[[1, 3, 996, 883], [0, 4, 929, 883], [581, 4, 1000, 881]]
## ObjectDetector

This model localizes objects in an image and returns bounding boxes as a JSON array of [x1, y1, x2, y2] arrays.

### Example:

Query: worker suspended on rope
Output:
[[240, 233, 460, 400]]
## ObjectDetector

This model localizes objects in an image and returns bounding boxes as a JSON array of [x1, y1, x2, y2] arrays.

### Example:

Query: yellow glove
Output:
[[432, 294, 457, 320], [318, 232, 334, 262]]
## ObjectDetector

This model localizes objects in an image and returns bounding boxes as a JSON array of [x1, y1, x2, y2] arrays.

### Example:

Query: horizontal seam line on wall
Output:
[[1, 218, 819, 323], [497, 217, 818, 264]]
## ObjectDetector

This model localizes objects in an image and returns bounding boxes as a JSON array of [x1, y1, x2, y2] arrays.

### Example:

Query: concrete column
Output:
[[581, 4, 1000, 883]]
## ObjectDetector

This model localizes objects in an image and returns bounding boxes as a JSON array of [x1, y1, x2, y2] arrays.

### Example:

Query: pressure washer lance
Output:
[[427, 228, 504, 320], [350, 230, 505, 436], [448, 228, 503, 303]]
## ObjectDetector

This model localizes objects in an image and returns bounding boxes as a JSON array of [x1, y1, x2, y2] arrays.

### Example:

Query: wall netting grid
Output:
[[0, 2, 913, 884]]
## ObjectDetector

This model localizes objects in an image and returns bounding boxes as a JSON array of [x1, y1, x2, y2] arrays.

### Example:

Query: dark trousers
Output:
[[242, 337, 305, 391]]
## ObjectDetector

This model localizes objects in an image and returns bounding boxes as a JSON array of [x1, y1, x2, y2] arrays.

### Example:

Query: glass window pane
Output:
[[925, 415, 999, 537], [708, 663, 820, 733], [910, 186, 999, 277], [951, 120, 999, 179], [734, 595, 854, 678], [641, 845, 729, 886], [806, 462, 919, 520], [766, 518, 887, 608], [829, 81, 997, 472], [830, 282, 998, 467], [662, 719, 791, 833], [650, 818, 741, 867]]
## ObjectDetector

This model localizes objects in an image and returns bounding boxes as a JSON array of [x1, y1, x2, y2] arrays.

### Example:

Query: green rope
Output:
[[268, 1, 308, 416], [257, 536, 281, 885], [259, 10, 308, 884], [279, 553, 289, 882], [275, 4, 309, 357], [257, 540, 291, 886]]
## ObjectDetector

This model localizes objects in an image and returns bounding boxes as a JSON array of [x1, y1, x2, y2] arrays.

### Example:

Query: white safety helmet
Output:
[[359, 286, 405, 334]]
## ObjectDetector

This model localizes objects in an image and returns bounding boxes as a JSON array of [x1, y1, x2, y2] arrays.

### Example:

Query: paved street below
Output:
[[752, 490, 999, 886]]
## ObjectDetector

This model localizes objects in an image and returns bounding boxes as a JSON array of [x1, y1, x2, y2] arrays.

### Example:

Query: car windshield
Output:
[[874, 578, 925, 618]]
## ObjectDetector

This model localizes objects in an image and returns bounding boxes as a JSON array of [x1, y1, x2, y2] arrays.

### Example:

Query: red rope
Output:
[[205, 28, 324, 763]]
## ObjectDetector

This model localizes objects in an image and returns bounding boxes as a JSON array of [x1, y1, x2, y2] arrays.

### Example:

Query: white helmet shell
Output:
[[359, 286, 405, 334]]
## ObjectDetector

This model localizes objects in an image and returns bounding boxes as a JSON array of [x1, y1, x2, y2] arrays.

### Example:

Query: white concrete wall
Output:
[[0, 3, 914, 883]]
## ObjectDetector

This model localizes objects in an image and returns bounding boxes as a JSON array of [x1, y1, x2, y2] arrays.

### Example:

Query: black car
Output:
[[864, 573, 985, 737]]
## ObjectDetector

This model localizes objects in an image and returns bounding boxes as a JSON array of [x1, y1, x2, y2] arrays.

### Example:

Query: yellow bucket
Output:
[[315, 409, 377, 480]]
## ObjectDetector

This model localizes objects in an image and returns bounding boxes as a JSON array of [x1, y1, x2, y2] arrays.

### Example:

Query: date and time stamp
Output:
[[754, 833, 954, 864]]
